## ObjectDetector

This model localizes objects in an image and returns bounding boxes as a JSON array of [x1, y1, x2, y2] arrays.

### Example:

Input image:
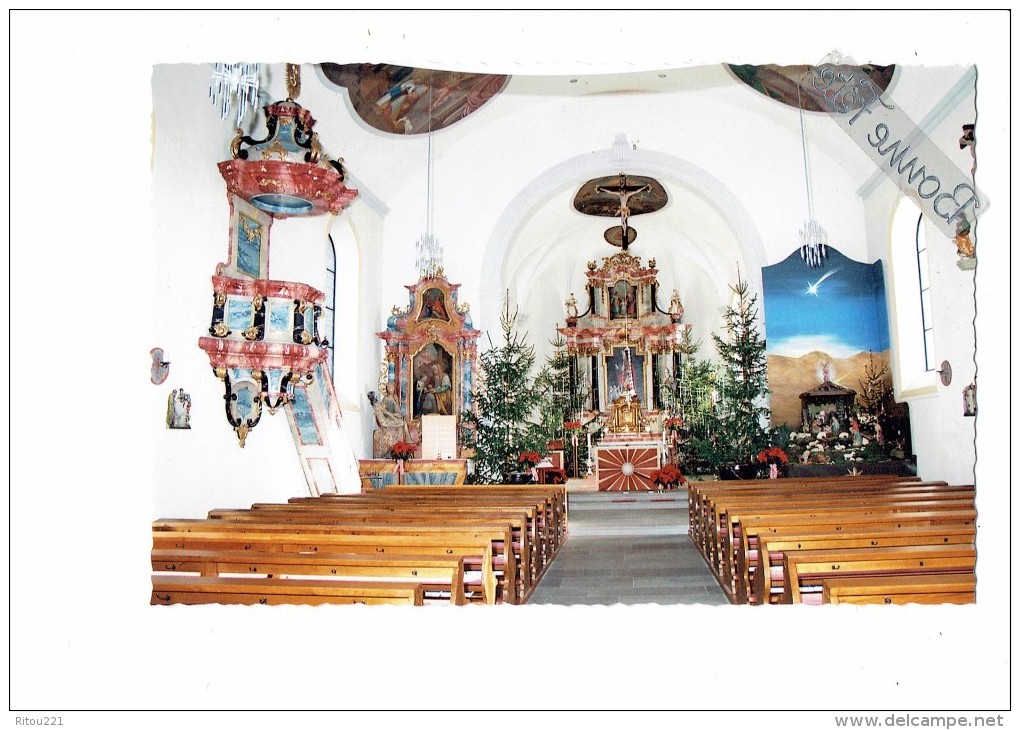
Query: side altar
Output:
[[558, 252, 690, 491], [374, 271, 479, 459]]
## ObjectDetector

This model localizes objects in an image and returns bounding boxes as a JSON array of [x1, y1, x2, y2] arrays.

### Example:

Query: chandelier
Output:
[[797, 87, 828, 269], [209, 62, 261, 127], [415, 75, 445, 280]]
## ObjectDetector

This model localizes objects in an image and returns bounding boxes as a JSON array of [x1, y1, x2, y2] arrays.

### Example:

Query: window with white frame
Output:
[[914, 214, 936, 372], [323, 235, 337, 380], [889, 197, 937, 396]]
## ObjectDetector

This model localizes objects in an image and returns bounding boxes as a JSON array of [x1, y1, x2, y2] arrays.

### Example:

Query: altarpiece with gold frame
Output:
[[375, 272, 479, 459]]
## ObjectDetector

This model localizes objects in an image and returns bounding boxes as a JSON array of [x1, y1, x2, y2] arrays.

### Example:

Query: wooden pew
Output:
[[821, 573, 977, 605], [263, 499, 548, 571], [781, 543, 977, 604], [707, 484, 969, 575], [379, 485, 568, 543], [301, 486, 568, 578], [686, 476, 924, 554], [152, 521, 511, 603], [718, 497, 975, 600], [151, 575, 426, 606], [689, 478, 952, 569], [378, 485, 569, 554], [152, 484, 568, 606], [152, 548, 470, 605], [725, 508, 976, 603], [725, 489, 975, 601], [751, 524, 977, 604], [206, 507, 536, 599]]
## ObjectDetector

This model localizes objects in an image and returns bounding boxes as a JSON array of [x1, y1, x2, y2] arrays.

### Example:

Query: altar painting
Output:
[[411, 344, 455, 418], [418, 287, 451, 322], [605, 348, 644, 404], [609, 280, 637, 320]]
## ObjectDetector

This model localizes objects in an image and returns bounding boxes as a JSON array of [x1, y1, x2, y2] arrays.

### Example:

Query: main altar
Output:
[[558, 251, 690, 491]]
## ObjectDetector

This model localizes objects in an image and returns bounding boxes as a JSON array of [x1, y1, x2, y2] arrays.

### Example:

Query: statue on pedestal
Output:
[[370, 381, 410, 457]]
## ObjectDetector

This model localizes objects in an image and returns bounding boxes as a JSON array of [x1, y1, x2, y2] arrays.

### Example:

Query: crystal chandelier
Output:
[[415, 76, 445, 280], [797, 87, 828, 269], [209, 62, 261, 127], [800, 218, 828, 268]]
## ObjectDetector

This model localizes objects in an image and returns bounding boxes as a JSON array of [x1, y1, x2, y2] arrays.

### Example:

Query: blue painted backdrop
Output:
[[761, 247, 892, 428]]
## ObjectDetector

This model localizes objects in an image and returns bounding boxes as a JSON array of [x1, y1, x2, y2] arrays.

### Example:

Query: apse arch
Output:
[[479, 144, 768, 331]]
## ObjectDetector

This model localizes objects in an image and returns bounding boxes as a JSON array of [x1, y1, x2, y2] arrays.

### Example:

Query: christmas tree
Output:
[[462, 297, 550, 483], [856, 350, 893, 436], [665, 327, 725, 473], [535, 333, 589, 477], [711, 278, 771, 465]]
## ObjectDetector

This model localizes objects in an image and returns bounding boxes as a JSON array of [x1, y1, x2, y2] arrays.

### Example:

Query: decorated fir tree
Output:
[[666, 327, 725, 472], [856, 350, 893, 435], [461, 298, 550, 483], [711, 278, 771, 465], [535, 333, 589, 476]]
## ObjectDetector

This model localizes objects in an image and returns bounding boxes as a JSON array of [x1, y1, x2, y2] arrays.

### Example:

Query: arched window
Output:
[[326, 225, 361, 407], [324, 235, 337, 380], [889, 198, 937, 396], [914, 214, 936, 372]]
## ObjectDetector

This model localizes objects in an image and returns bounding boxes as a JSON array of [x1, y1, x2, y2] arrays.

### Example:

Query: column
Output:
[[652, 353, 661, 410]]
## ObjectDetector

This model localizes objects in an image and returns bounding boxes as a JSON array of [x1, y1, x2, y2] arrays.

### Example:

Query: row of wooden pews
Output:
[[687, 475, 976, 605], [151, 484, 567, 607]]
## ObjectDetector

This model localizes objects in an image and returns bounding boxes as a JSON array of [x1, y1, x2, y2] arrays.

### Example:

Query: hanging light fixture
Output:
[[415, 75, 444, 280], [209, 62, 262, 127], [797, 86, 828, 269]]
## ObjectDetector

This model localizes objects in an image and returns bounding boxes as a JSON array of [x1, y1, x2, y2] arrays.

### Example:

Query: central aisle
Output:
[[526, 490, 729, 606]]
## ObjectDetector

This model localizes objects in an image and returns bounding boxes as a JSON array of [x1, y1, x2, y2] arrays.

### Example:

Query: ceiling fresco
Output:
[[319, 63, 509, 135], [728, 63, 895, 111]]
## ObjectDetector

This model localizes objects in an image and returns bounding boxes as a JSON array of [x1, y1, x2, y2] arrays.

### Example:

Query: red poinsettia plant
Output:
[[562, 420, 582, 432], [390, 441, 416, 461], [517, 451, 542, 469], [663, 417, 685, 433], [651, 463, 686, 489], [757, 446, 790, 465], [545, 467, 568, 485]]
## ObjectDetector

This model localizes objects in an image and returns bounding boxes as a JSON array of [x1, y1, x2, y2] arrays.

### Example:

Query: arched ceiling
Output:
[[296, 59, 972, 361]]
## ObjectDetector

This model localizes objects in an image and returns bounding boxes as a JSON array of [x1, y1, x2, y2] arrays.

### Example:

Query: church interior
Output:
[[11, 11, 1011, 716], [151, 59, 980, 510]]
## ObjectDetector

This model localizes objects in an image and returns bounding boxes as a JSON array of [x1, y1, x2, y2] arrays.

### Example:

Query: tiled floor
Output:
[[527, 492, 730, 606]]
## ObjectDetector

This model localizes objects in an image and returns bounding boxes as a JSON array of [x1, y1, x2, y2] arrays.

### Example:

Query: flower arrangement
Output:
[[651, 463, 686, 490], [757, 446, 789, 465], [545, 467, 568, 485], [390, 441, 416, 461], [517, 451, 542, 469], [562, 420, 582, 432], [663, 417, 685, 433]]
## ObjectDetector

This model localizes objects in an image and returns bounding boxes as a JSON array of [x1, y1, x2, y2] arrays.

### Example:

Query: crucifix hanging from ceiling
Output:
[[573, 173, 669, 250]]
